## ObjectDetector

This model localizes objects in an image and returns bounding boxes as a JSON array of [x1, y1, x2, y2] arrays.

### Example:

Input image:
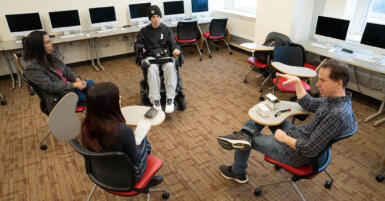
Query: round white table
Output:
[[121, 105, 165, 126]]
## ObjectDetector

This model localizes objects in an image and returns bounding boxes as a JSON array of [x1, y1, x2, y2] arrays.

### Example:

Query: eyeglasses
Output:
[[44, 40, 52, 45]]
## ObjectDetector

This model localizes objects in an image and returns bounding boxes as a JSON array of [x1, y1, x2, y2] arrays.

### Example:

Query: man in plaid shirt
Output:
[[217, 59, 356, 183]]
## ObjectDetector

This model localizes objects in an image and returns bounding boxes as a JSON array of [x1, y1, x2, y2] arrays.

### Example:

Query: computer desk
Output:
[[248, 100, 309, 126], [299, 40, 385, 127]]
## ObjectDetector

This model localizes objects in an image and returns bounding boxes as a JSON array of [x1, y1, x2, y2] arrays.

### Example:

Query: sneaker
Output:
[[219, 165, 248, 183], [147, 175, 163, 187], [153, 100, 161, 111], [165, 99, 174, 113], [217, 131, 251, 150]]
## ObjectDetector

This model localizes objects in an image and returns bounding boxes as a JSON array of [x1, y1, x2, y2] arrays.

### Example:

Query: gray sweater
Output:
[[24, 51, 80, 113]]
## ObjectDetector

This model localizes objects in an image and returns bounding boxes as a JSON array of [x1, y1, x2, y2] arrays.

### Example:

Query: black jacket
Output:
[[136, 23, 180, 57]]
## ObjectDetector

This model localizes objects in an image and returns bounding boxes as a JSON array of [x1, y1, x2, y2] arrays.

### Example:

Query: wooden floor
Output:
[[0, 47, 384, 201]]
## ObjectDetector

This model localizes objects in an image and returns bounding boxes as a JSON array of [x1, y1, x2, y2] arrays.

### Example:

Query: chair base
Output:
[[39, 130, 51, 151], [254, 169, 334, 201], [87, 184, 170, 201]]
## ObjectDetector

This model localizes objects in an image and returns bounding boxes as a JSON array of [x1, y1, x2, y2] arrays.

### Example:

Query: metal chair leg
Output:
[[87, 184, 97, 201], [223, 39, 233, 55], [292, 182, 307, 201], [194, 42, 203, 61], [39, 130, 51, 150], [204, 39, 212, 58]]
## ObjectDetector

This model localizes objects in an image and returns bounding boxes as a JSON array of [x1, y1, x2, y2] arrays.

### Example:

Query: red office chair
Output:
[[174, 21, 203, 61], [70, 139, 170, 201], [271, 44, 315, 101], [203, 18, 232, 58], [254, 123, 357, 201]]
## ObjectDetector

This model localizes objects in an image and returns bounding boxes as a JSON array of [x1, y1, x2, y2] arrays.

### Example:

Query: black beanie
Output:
[[148, 5, 162, 20]]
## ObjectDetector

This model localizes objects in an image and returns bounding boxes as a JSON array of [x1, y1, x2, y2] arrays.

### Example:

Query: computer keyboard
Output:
[[354, 55, 374, 63], [60, 33, 85, 39], [310, 42, 327, 49], [137, 24, 149, 28], [97, 28, 118, 34]]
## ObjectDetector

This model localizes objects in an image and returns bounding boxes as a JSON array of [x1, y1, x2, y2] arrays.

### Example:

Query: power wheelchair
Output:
[[135, 43, 186, 111]]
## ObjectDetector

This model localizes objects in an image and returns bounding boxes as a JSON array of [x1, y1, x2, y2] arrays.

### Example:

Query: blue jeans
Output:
[[136, 137, 152, 181], [73, 80, 95, 105], [232, 120, 292, 175]]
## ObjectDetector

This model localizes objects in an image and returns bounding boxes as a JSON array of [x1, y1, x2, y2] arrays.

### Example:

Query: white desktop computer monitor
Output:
[[191, 0, 209, 18], [129, 3, 151, 23], [360, 22, 385, 59], [163, 1, 185, 20], [5, 12, 43, 38], [314, 16, 350, 48], [89, 6, 117, 30], [49, 10, 81, 35]]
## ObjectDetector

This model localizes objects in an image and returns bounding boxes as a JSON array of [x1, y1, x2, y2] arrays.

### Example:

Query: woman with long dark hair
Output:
[[23, 30, 94, 113], [81, 82, 162, 185]]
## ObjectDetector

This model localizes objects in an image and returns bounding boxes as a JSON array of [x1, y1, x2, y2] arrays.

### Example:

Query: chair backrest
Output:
[[177, 21, 199, 41], [273, 46, 305, 67], [311, 122, 357, 173], [209, 18, 228, 37], [70, 139, 137, 192], [254, 32, 291, 64], [12, 53, 25, 76], [48, 92, 81, 141]]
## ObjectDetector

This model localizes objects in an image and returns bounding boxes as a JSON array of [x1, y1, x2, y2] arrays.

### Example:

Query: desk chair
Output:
[[271, 44, 313, 101], [254, 123, 357, 201], [70, 139, 170, 201], [203, 18, 232, 58], [376, 147, 385, 182], [12, 53, 35, 96], [174, 21, 203, 61]]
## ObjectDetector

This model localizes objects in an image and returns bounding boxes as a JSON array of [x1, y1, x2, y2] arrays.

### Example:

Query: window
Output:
[[367, 0, 385, 24], [226, 0, 257, 14], [348, 0, 385, 40]]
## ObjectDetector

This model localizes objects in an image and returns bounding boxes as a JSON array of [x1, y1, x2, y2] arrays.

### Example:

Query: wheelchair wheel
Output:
[[176, 96, 186, 111]]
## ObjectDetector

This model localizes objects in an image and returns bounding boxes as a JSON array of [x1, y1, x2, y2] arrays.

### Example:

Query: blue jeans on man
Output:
[[226, 120, 292, 176]]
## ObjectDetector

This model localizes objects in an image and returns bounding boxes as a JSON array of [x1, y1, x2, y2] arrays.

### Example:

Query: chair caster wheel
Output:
[[254, 188, 262, 196], [259, 97, 264, 101], [290, 96, 297, 101], [216, 47, 219, 51], [274, 165, 281, 170], [162, 192, 170, 199], [243, 79, 247, 83], [40, 144, 47, 150], [324, 181, 332, 189], [209, 55, 212, 58], [1, 100, 6, 105], [229, 52, 233, 55], [200, 58, 202, 61], [376, 175, 384, 182]]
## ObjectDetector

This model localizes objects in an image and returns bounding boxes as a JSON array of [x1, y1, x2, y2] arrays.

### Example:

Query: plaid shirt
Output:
[[282, 92, 356, 167]]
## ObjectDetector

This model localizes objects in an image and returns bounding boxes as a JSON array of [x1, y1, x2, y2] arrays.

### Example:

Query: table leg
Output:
[[93, 39, 105, 71], [6, 54, 16, 89], [364, 94, 385, 125], [88, 39, 99, 72]]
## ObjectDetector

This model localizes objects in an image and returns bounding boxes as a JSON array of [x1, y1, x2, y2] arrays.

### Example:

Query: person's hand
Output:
[[73, 81, 86, 90], [172, 49, 180, 56], [276, 73, 300, 85], [143, 48, 147, 53], [274, 129, 288, 143]]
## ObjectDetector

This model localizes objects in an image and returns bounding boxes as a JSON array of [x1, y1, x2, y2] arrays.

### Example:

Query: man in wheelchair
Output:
[[135, 5, 182, 113]]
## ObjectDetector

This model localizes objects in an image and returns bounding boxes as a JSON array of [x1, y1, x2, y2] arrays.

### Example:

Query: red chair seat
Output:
[[108, 155, 163, 196], [174, 35, 196, 44], [203, 32, 225, 40], [76, 105, 86, 113], [273, 78, 311, 92], [304, 62, 317, 71], [247, 57, 268, 68], [264, 155, 314, 177]]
